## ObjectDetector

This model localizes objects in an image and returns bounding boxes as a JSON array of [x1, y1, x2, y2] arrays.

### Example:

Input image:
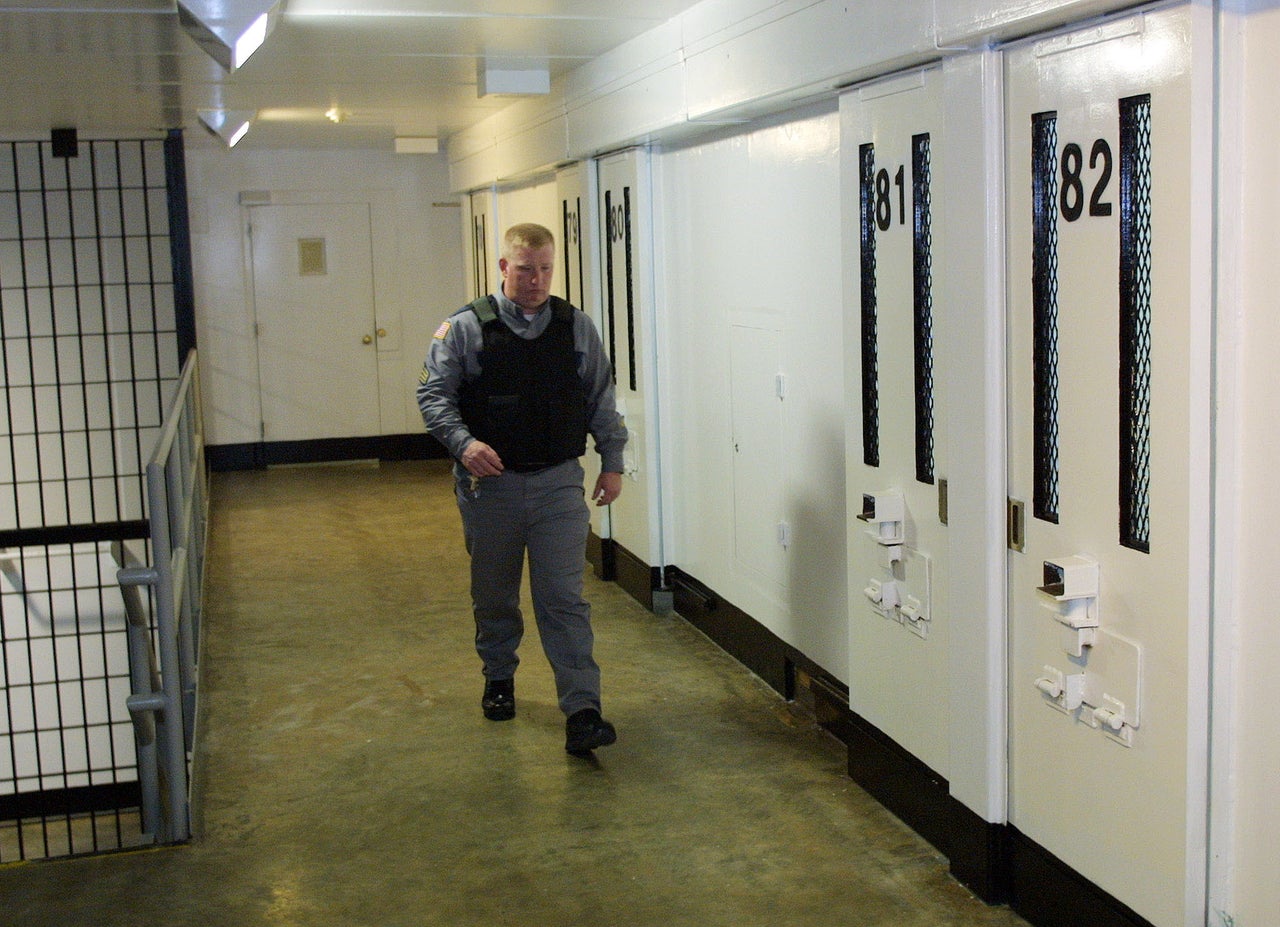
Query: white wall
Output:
[[445, 2, 1280, 923], [163, 0, 1280, 921], [493, 178, 560, 242], [1, 545, 135, 796], [1218, 5, 1280, 924], [446, 0, 1158, 193], [658, 105, 847, 677], [183, 142, 465, 447]]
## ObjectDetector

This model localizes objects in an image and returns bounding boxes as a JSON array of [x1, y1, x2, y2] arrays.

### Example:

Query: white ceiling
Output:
[[0, 0, 705, 152]]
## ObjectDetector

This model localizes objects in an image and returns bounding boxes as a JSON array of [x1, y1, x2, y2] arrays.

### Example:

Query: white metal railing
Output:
[[116, 349, 208, 844]]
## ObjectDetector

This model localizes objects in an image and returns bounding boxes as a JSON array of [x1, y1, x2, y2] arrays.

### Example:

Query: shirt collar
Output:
[[494, 289, 545, 322], [493, 289, 550, 333]]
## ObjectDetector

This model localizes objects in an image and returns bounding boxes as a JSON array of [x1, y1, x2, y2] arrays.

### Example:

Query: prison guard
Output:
[[458, 295, 589, 468]]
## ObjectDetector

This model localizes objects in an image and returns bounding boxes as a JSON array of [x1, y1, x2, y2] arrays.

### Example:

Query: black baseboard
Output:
[[661, 567, 992, 891], [665, 566, 790, 695], [207, 433, 447, 471], [844, 708, 1010, 904], [845, 709, 953, 856], [1008, 827, 1157, 927], [949, 802, 1010, 904], [611, 541, 661, 612], [586, 530, 616, 581], [646, 567, 1160, 923], [0, 781, 143, 821]]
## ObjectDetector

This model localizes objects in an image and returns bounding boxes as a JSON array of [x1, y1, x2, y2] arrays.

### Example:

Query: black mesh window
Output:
[[859, 143, 879, 468], [561, 199, 573, 305], [912, 133, 935, 486], [473, 212, 487, 296], [1031, 112, 1061, 524], [1119, 94, 1153, 553], [603, 189, 617, 384], [576, 197, 585, 310], [623, 186, 637, 393], [560, 195, 583, 310]]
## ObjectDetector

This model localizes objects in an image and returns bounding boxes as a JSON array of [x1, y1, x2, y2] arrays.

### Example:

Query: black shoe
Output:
[[565, 708, 616, 756], [482, 679, 515, 721]]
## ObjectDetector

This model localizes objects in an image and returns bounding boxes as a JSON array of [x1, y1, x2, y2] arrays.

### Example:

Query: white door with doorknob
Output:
[[249, 201, 381, 442]]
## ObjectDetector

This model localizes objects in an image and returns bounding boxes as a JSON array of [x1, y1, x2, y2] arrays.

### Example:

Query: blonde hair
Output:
[[502, 222, 555, 259]]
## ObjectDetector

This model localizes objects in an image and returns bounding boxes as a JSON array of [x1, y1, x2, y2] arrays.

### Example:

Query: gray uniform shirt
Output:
[[417, 290, 628, 474]]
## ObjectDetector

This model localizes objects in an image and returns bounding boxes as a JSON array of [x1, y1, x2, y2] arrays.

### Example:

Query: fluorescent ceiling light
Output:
[[477, 58, 550, 97], [227, 120, 252, 147], [178, 1, 280, 71], [234, 12, 271, 68], [395, 137, 439, 155], [198, 110, 255, 148]]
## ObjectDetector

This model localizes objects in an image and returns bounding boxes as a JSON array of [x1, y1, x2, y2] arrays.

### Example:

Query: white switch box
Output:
[[857, 490, 905, 546]]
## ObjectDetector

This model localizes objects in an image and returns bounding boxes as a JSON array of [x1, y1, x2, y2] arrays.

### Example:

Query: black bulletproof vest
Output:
[[458, 296, 589, 467]]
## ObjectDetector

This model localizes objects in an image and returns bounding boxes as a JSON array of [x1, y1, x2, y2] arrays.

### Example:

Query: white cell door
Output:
[[557, 164, 612, 539], [1004, 8, 1210, 926], [597, 149, 659, 568], [841, 67, 949, 775], [250, 202, 380, 442]]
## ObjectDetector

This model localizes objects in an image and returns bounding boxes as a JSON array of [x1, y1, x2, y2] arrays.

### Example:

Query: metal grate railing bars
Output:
[[117, 349, 206, 844], [2, 134, 188, 861]]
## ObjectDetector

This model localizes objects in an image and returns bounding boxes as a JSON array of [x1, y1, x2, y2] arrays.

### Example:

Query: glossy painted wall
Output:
[[447, 2, 1280, 923], [1216, 5, 1280, 925], [658, 106, 847, 676], [153, 1, 1280, 923], [184, 144, 464, 448]]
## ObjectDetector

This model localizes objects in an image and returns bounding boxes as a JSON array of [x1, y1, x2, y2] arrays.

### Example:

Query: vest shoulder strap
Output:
[[548, 295, 576, 324], [468, 295, 498, 324], [467, 294, 576, 325]]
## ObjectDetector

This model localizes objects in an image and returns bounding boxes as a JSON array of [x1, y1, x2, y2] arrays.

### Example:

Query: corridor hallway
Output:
[[0, 461, 1027, 927]]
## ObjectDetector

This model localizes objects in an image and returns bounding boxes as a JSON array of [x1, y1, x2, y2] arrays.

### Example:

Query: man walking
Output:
[[417, 222, 627, 756]]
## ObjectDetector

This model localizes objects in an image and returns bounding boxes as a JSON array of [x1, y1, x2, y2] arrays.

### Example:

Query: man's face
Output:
[[500, 243, 555, 311]]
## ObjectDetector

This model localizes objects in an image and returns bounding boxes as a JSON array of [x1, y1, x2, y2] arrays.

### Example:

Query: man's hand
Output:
[[461, 440, 504, 477], [592, 471, 622, 507]]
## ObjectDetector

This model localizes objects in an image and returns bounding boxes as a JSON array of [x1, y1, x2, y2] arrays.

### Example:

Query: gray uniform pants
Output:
[[455, 459, 600, 716]]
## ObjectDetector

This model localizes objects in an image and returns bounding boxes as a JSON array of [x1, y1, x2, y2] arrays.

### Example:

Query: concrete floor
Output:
[[0, 460, 1028, 927]]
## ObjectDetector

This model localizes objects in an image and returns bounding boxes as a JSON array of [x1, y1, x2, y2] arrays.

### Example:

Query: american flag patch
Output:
[[433, 320, 451, 340]]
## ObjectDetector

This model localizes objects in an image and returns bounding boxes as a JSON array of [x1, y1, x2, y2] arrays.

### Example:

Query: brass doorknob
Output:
[[362, 335, 373, 344], [377, 328, 387, 338]]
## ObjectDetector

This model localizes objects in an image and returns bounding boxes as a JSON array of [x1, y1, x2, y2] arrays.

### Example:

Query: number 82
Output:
[[1060, 138, 1114, 222]]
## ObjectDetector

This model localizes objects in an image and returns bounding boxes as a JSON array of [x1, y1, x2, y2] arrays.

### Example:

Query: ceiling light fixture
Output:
[[178, 1, 281, 71], [394, 137, 439, 155], [476, 57, 551, 97], [198, 110, 255, 148]]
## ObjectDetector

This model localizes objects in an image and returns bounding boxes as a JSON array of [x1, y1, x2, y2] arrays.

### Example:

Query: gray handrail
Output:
[[117, 349, 208, 844]]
